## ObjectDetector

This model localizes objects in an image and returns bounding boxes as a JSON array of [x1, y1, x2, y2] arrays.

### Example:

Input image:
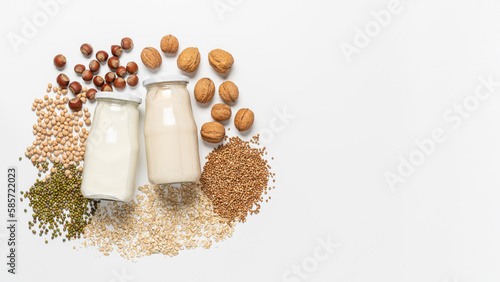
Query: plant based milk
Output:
[[81, 92, 142, 202], [143, 75, 201, 184]]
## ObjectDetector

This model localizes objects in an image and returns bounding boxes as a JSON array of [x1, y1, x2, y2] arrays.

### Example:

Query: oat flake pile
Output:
[[82, 183, 235, 259]]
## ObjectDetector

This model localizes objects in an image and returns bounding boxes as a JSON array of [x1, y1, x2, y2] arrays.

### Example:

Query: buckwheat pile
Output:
[[200, 135, 275, 223], [81, 182, 234, 260]]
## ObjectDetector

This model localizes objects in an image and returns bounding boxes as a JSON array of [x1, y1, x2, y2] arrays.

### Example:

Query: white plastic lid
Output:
[[95, 91, 142, 104], [142, 75, 189, 87]]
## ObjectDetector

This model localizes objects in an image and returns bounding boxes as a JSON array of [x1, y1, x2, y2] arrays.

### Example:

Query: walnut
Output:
[[200, 122, 225, 143], [194, 78, 215, 103], [208, 49, 234, 74], [219, 81, 239, 103], [234, 108, 254, 132], [177, 47, 200, 73], [160, 34, 179, 54], [141, 47, 162, 69], [211, 103, 232, 122]]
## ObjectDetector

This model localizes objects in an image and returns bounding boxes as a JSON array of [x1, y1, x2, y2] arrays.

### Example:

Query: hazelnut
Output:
[[219, 81, 239, 103], [116, 66, 127, 77], [141, 47, 162, 69], [111, 45, 123, 57], [56, 73, 70, 88], [113, 77, 126, 89], [208, 49, 234, 74], [68, 98, 83, 111], [108, 56, 120, 70], [200, 122, 225, 143], [53, 54, 66, 69], [80, 43, 93, 57], [194, 78, 215, 103], [89, 60, 100, 73], [82, 70, 93, 82], [127, 75, 139, 87], [126, 62, 138, 74], [121, 37, 134, 51], [93, 76, 104, 87], [177, 47, 200, 73], [86, 88, 97, 101], [211, 103, 232, 122], [234, 108, 254, 131], [69, 81, 82, 95], [96, 51, 109, 63], [101, 84, 113, 92], [74, 64, 85, 75], [160, 34, 179, 54], [105, 72, 116, 84]]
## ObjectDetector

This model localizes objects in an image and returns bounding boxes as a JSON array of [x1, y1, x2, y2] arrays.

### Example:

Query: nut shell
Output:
[[200, 122, 225, 143], [127, 75, 139, 87], [96, 51, 108, 63], [211, 103, 232, 122], [111, 45, 123, 57], [69, 81, 82, 95], [116, 66, 127, 78], [108, 56, 120, 70], [74, 64, 85, 75], [194, 78, 215, 103], [56, 74, 70, 88], [121, 37, 134, 51], [105, 72, 116, 84], [219, 81, 239, 103], [208, 49, 234, 74], [114, 77, 126, 89], [86, 88, 97, 100], [80, 43, 93, 57], [126, 62, 138, 74], [93, 76, 104, 87], [53, 54, 66, 69], [82, 70, 93, 82], [177, 47, 200, 73], [234, 108, 254, 131], [89, 60, 100, 73], [141, 47, 162, 69], [160, 34, 179, 54], [68, 98, 82, 111], [101, 84, 113, 92]]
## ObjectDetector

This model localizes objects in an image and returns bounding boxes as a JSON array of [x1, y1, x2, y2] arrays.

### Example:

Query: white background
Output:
[[1, 0, 500, 281]]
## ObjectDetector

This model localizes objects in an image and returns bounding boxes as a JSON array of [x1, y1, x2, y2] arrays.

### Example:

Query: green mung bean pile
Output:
[[22, 163, 99, 242]]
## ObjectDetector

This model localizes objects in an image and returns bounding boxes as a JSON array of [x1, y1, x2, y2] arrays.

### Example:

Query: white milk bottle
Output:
[[143, 75, 201, 184], [81, 91, 142, 202]]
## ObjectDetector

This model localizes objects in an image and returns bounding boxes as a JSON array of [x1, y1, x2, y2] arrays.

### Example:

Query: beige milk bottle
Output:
[[143, 75, 201, 184]]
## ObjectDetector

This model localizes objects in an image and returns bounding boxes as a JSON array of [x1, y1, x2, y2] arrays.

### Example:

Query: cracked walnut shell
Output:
[[177, 47, 200, 73], [200, 122, 225, 143], [234, 108, 254, 132], [208, 49, 234, 74], [194, 78, 215, 103], [219, 81, 239, 103]]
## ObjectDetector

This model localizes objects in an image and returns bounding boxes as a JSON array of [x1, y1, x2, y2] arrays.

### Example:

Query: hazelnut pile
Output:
[[53, 37, 139, 104]]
